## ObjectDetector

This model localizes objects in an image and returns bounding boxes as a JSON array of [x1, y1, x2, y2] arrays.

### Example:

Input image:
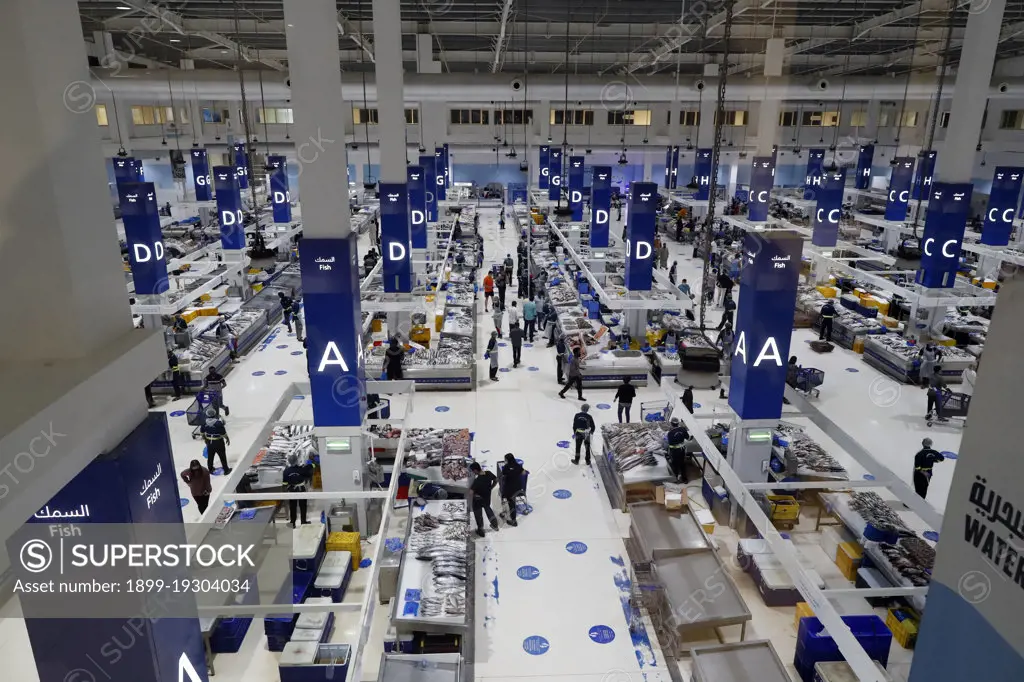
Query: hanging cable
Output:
[[232, 0, 258, 218]]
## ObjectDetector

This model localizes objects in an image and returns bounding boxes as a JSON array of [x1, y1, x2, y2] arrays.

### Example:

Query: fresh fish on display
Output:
[[601, 423, 670, 473], [849, 491, 913, 536]]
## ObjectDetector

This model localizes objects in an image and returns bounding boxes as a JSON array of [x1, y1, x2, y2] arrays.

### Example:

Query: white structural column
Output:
[[696, 87, 718, 148], [938, 0, 1006, 182], [0, 0, 164, 579], [863, 100, 882, 143], [284, 0, 352, 238], [755, 46, 784, 156], [373, 0, 407, 182]]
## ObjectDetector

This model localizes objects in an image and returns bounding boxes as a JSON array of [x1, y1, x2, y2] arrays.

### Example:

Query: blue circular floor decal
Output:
[[863, 474, 876, 481], [293, 395, 306, 400], [276, 344, 289, 349], [275, 370, 288, 375], [528, 366, 539, 371], [589, 625, 616, 644], [523, 635, 550, 656], [498, 342, 508, 347], [941, 451, 959, 460], [170, 410, 186, 417], [180, 498, 189, 507], [525, 343, 534, 348], [566, 541, 588, 555], [359, 558, 373, 568], [291, 351, 304, 356], [693, 402, 702, 409], [500, 367, 511, 373], [288, 333, 296, 337], [923, 531, 940, 542], [435, 406, 450, 413], [517, 565, 540, 580], [596, 403, 611, 410], [846, 368, 860, 373], [556, 440, 570, 448], [553, 489, 572, 499], [252, 371, 266, 376], [212, 468, 224, 476]]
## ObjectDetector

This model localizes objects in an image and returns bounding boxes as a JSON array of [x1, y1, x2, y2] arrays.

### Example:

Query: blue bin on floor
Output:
[[794, 615, 892, 681]]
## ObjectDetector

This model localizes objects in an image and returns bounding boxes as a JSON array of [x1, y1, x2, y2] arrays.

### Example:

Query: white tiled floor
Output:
[[2, 206, 955, 681]]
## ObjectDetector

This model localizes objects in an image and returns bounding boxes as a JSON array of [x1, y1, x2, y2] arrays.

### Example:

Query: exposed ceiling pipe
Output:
[[491, 0, 515, 73]]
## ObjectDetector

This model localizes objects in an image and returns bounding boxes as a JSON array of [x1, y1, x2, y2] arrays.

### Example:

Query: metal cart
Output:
[[186, 391, 215, 439], [927, 388, 971, 427], [794, 368, 825, 398], [641, 400, 672, 422], [497, 463, 531, 519]]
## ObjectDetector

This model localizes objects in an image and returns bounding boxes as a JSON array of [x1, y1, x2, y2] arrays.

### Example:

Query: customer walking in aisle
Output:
[[659, 242, 670, 270], [571, 403, 596, 465], [517, 271, 528, 299], [496, 269, 508, 310], [483, 271, 495, 311], [293, 297, 305, 342], [717, 292, 736, 330], [278, 291, 294, 332], [559, 345, 586, 400], [200, 408, 231, 474], [523, 296, 537, 342], [509, 323, 525, 368], [717, 321, 735, 352], [913, 438, 945, 499], [716, 269, 733, 306], [819, 299, 837, 342], [203, 366, 229, 416], [503, 253, 515, 281], [469, 461, 499, 537], [500, 453, 525, 527], [613, 376, 637, 423], [918, 343, 943, 388], [491, 305, 504, 339], [666, 416, 691, 483], [669, 261, 678, 285], [925, 365, 948, 420], [678, 278, 691, 298], [283, 453, 315, 527], [961, 361, 978, 396], [180, 460, 212, 514], [555, 333, 567, 384], [486, 331, 500, 381], [215, 315, 237, 360], [507, 301, 521, 328], [385, 337, 405, 380], [167, 348, 185, 399], [682, 385, 695, 414]]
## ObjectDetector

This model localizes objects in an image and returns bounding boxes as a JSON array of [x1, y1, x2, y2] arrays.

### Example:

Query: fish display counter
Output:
[[199, 309, 270, 356], [863, 336, 973, 384], [580, 348, 649, 387], [597, 423, 674, 511], [364, 335, 475, 391], [154, 337, 231, 393], [401, 428, 472, 493], [649, 346, 682, 384], [246, 423, 317, 491]]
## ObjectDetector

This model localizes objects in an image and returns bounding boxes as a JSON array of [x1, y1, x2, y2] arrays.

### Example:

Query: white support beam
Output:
[[491, 0, 515, 73]]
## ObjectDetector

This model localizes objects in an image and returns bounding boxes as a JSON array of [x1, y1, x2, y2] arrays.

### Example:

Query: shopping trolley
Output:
[[794, 367, 825, 398], [497, 463, 532, 519], [927, 388, 971, 427], [186, 391, 215, 439], [641, 400, 672, 423]]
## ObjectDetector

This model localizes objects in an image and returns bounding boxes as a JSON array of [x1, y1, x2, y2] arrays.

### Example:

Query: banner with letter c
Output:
[[915, 182, 973, 289], [811, 168, 847, 247], [885, 158, 916, 221], [981, 167, 1023, 246], [748, 156, 775, 222]]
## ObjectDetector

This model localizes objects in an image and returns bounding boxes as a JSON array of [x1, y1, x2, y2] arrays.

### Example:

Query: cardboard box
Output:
[[656, 483, 688, 510]]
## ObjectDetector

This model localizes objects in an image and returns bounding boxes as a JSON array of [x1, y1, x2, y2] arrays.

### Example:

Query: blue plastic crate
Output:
[[795, 615, 892, 673]]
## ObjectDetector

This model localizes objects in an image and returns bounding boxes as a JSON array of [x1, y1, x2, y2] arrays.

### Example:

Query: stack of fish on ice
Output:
[[249, 423, 317, 486], [774, 422, 848, 479], [601, 422, 671, 474]]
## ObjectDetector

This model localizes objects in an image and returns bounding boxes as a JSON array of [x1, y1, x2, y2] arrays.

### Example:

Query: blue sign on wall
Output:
[[113, 156, 136, 189], [748, 156, 775, 222], [300, 237, 366, 427], [625, 182, 658, 291], [268, 155, 292, 223], [434, 147, 446, 201], [379, 182, 412, 293], [443, 143, 450, 188], [568, 156, 585, 221], [885, 157, 916, 221], [420, 155, 438, 222], [189, 149, 212, 201], [981, 167, 1023, 246], [233, 142, 249, 189], [805, 149, 826, 187], [539, 145, 550, 189], [591, 166, 612, 248], [915, 182, 973, 289], [213, 166, 246, 250], [855, 144, 875, 190], [664, 146, 680, 189], [913, 151, 937, 200], [119, 182, 170, 296], [407, 166, 427, 249], [548, 148, 563, 201], [728, 231, 802, 420], [812, 168, 847, 248], [694, 149, 713, 200]]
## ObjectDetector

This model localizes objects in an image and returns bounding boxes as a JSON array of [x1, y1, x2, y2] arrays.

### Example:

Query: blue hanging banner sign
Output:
[[420, 154, 438, 222], [300, 236, 367, 427], [233, 142, 249, 189], [811, 168, 847, 248], [539, 145, 550, 189], [443, 143, 450, 188], [568, 156, 585, 221], [548, 148, 563, 201], [189, 149, 212, 201], [728, 231, 802, 420], [981, 167, 1024, 246], [625, 182, 658, 291], [915, 182, 973, 289], [379, 182, 412, 293], [805, 149, 826, 187], [855, 144, 875, 190], [407, 165, 427, 249], [113, 156, 136, 188], [133, 158, 145, 181], [213, 165, 246, 250], [119, 182, 170, 296], [670, 146, 680, 189], [267, 155, 292, 224], [591, 166, 612, 248], [885, 157, 916, 221], [434, 147, 447, 201], [664, 147, 673, 189], [694, 149, 713, 200], [748, 156, 775, 222], [912, 151, 937, 200]]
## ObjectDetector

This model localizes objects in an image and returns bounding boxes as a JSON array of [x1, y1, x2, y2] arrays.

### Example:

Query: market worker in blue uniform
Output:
[[571, 403, 597, 466], [913, 437, 945, 499], [203, 365, 230, 415], [283, 453, 316, 527], [819, 299, 837, 343], [278, 291, 294, 332], [200, 407, 231, 474], [666, 417, 691, 483]]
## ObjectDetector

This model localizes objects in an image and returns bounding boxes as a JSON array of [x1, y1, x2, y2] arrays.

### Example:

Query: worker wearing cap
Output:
[[819, 300, 837, 343], [913, 437, 945, 499], [571, 404, 597, 465], [200, 408, 231, 474], [666, 417, 691, 483]]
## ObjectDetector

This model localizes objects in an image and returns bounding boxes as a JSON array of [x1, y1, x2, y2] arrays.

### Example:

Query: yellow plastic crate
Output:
[[371, 318, 383, 333], [326, 531, 362, 570], [795, 602, 815, 629], [200, 293, 213, 302], [852, 338, 865, 354], [766, 495, 800, 523], [197, 306, 219, 316], [836, 541, 863, 581], [886, 608, 919, 649], [252, 283, 264, 293], [935, 337, 957, 347], [181, 309, 200, 323], [816, 285, 837, 298], [880, 315, 899, 329], [409, 325, 431, 346], [435, 314, 445, 333], [982, 280, 997, 290]]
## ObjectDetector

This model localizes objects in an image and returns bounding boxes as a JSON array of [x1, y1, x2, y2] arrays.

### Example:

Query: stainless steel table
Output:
[[689, 640, 790, 682], [628, 502, 711, 561], [654, 552, 752, 642]]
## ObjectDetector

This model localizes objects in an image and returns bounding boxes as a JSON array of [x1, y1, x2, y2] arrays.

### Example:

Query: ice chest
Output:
[[279, 642, 351, 682]]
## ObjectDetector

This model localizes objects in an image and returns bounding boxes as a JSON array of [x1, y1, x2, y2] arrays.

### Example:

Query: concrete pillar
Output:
[[938, 0, 1006, 183], [756, 44, 784, 157], [416, 34, 442, 74], [539, 100, 551, 144], [697, 88, 717, 149], [373, 0, 406, 184], [180, 59, 205, 146], [864, 100, 881, 142]]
